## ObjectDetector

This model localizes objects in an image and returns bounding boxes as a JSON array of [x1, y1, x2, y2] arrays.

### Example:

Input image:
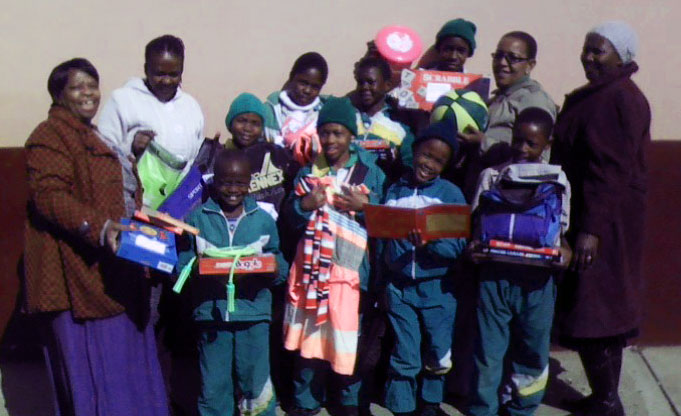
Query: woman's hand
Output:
[[407, 228, 425, 248], [132, 130, 156, 158], [457, 126, 485, 145], [553, 238, 573, 270], [104, 221, 131, 253], [333, 186, 369, 212], [570, 232, 599, 272], [300, 184, 327, 211]]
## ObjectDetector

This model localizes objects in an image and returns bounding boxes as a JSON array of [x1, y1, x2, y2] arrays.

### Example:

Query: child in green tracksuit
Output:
[[282, 97, 386, 416], [380, 121, 467, 416], [177, 149, 287, 416], [467, 108, 571, 416]]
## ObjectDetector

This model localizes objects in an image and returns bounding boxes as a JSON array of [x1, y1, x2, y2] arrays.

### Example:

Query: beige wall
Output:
[[0, 0, 678, 147]]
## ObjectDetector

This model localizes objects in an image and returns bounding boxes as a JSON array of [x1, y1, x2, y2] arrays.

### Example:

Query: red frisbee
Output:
[[375, 25, 423, 66]]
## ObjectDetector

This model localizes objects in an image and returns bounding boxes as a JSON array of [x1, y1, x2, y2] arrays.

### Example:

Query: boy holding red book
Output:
[[378, 121, 467, 416]]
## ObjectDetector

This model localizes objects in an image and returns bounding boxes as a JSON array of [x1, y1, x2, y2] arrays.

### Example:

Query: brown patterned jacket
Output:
[[24, 105, 149, 320]]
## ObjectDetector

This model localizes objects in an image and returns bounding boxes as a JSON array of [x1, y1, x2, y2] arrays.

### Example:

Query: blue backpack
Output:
[[477, 181, 563, 248]]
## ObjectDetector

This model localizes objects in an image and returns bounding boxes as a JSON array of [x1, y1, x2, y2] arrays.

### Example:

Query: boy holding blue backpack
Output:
[[467, 108, 572, 416]]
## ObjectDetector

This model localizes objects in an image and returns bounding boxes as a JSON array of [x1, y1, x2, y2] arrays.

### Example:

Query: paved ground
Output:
[[0, 346, 678, 416]]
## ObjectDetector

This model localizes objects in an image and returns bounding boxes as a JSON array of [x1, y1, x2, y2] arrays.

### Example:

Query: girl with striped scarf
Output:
[[282, 97, 386, 416]]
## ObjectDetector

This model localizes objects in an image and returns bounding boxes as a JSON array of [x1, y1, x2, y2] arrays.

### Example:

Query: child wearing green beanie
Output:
[[431, 18, 477, 72], [282, 97, 386, 416], [224, 92, 299, 215]]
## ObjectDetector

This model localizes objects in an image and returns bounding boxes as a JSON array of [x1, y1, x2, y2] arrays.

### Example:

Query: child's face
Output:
[[287, 68, 324, 106], [229, 113, 263, 148], [511, 122, 550, 163], [436, 36, 470, 72], [144, 51, 183, 103], [213, 159, 251, 212], [354, 66, 391, 111], [412, 138, 452, 184], [319, 123, 353, 166]]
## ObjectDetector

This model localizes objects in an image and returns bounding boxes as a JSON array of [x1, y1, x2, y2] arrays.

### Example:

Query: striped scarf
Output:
[[294, 174, 369, 325], [285, 172, 370, 374]]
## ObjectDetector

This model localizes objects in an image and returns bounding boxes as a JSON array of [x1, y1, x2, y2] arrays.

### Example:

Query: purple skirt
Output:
[[42, 310, 169, 416]]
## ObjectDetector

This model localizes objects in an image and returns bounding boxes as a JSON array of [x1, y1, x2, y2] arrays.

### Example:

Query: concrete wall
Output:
[[0, 0, 678, 146]]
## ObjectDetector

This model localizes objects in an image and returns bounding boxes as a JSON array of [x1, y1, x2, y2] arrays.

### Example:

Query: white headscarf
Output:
[[589, 21, 639, 64]]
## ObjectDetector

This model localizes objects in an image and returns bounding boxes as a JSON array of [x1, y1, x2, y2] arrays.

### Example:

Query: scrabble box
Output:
[[395, 69, 490, 111]]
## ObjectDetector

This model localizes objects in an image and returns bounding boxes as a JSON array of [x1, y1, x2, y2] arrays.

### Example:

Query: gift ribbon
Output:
[[173, 245, 257, 314]]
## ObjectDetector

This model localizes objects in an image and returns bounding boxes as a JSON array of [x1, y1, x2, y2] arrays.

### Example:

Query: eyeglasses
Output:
[[491, 51, 531, 65]]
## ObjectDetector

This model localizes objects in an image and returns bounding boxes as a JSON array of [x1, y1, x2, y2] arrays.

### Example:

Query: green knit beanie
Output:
[[436, 18, 477, 55], [316, 96, 358, 136], [225, 93, 267, 129]]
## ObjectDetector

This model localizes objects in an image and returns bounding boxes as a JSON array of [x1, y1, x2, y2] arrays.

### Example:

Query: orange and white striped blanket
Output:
[[283, 176, 369, 375]]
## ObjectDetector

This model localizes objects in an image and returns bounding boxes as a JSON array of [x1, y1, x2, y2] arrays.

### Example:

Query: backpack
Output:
[[477, 180, 563, 248]]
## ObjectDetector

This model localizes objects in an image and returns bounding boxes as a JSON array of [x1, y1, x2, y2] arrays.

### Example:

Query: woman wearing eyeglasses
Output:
[[550, 22, 649, 416], [458, 31, 557, 166]]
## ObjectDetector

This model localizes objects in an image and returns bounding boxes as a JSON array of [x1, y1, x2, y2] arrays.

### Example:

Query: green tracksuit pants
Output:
[[197, 321, 275, 416], [469, 267, 556, 416], [384, 278, 457, 413], [292, 356, 362, 410]]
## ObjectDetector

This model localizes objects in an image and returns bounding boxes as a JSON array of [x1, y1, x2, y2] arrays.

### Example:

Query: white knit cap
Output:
[[589, 21, 638, 63]]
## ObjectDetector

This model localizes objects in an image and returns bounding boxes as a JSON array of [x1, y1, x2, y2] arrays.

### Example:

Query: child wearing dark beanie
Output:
[[378, 120, 467, 415]]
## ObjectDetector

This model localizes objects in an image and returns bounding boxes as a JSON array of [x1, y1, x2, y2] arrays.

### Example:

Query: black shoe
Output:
[[328, 405, 359, 416], [419, 402, 446, 416], [572, 395, 624, 416], [576, 342, 625, 416], [359, 406, 373, 416], [286, 407, 322, 416]]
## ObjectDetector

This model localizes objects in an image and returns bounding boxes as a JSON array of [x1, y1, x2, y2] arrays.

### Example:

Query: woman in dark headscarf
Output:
[[550, 21, 650, 416]]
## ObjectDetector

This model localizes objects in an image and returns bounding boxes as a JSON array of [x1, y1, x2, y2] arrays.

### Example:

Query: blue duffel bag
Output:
[[478, 181, 563, 248]]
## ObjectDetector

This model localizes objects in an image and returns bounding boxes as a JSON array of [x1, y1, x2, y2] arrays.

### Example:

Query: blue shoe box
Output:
[[116, 219, 178, 273]]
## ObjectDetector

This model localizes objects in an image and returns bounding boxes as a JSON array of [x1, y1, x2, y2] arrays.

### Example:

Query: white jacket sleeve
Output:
[[97, 95, 129, 154]]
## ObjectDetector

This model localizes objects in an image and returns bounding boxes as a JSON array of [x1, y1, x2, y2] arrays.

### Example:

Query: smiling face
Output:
[[511, 122, 550, 163], [581, 33, 623, 83], [229, 113, 263, 149], [492, 36, 536, 89], [436, 36, 471, 72], [57, 69, 101, 124], [213, 158, 252, 215], [412, 138, 452, 184], [145, 51, 183, 102], [354, 66, 391, 114], [319, 123, 353, 168], [286, 67, 325, 106]]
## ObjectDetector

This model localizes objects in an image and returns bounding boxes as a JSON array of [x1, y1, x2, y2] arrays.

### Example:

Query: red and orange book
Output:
[[364, 203, 471, 241]]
